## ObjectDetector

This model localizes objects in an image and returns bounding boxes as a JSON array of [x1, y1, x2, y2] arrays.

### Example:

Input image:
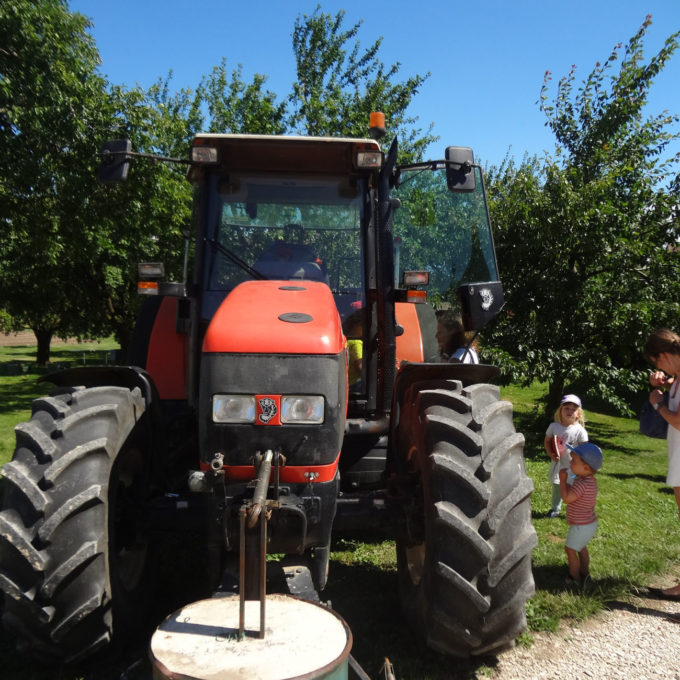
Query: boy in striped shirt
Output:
[[558, 442, 603, 586]]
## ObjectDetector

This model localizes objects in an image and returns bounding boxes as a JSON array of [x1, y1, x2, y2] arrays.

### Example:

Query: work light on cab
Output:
[[191, 146, 219, 164], [137, 262, 165, 295], [403, 271, 429, 287], [355, 150, 382, 169]]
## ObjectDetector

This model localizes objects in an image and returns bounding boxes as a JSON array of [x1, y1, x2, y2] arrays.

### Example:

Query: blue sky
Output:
[[68, 0, 680, 168]]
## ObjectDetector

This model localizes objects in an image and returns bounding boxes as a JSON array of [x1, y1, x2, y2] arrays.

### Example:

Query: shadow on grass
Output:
[[324, 560, 499, 680], [0, 621, 150, 680], [0, 378, 42, 416], [517, 407, 664, 461], [604, 471, 667, 484], [512, 410, 547, 461], [531, 563, 639, 602]]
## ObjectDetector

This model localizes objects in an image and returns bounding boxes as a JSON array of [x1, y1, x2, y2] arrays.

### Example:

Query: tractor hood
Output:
[[202, 280, 344, 355]]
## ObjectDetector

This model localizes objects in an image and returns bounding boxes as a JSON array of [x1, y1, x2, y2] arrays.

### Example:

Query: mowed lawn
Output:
[[0, 342, 677, 679]]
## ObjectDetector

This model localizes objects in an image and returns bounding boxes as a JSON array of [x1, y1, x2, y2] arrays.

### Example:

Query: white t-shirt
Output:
[[450, 347, 479, 364], [546, 421, 588, 483], [667, 381, 680, 486]]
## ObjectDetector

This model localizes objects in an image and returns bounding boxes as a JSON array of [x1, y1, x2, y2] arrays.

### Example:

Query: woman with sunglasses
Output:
[[644, 328, 680, 599]]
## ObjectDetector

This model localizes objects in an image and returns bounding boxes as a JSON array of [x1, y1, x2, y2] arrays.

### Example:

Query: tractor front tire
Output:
[[396, 380, 536, 657], [0, 385, 154, 663]]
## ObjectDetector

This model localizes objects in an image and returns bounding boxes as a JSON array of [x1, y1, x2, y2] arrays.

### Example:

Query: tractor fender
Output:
[[386, 360, 500, 475], [40, 365, 159, 409], [391, 361, 500, 414], [127, 295, 189, 400], [39, 365, 166, 455]]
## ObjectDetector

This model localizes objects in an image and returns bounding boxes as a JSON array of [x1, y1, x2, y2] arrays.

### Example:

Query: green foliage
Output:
[[393, 166, 499, 310], [200, 60, 287, 135], [0, 0, 109, 361], [86, 83, 194, 353], [486, 18, 680, 415], [289, 6, 436, 162]]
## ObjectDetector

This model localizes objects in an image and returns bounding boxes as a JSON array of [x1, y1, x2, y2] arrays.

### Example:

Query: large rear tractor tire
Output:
[[0, 385, 154, 663], [396, 380, 536, 657]]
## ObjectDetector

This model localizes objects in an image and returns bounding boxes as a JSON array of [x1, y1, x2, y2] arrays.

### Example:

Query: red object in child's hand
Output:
[[551, 435, 561, 460]]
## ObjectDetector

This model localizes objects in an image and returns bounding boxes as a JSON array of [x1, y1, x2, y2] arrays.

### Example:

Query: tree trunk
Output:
[[547, 377, 565, 418], [33, 328, 54, 366], [115, 325, 131, 365]]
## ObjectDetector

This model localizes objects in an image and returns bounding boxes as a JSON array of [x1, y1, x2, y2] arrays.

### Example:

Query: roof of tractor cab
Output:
[[189, 133, 382, 180]]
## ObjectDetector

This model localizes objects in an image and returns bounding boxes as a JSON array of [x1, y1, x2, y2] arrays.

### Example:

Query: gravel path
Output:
[[489, 584, 680, 679]]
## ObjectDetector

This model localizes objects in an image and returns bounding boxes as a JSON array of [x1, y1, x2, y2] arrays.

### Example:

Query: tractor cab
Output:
[[183, 131, 504, 421]]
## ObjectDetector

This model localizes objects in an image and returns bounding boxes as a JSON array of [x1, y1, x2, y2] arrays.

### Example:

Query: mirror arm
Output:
[[98, 148, 193, 166], [396, 159, 479, 173]]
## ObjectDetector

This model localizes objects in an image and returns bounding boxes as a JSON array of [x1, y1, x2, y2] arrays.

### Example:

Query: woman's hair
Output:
[[643, 328, 680, 362], [436, 311, 468, 356], [553, 403, 585, 426]]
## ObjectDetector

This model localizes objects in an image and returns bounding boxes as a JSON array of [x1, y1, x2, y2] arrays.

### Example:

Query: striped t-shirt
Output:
[[566, 475, 598, 525]]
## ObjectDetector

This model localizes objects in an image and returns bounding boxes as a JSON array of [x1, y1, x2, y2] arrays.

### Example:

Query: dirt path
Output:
[[0, 332, 38, 346], [0, 332, 101, 347]]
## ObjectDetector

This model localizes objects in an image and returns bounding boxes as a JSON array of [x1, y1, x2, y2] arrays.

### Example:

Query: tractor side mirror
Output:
[[98, 139, 132, 183], [445, 146, 476, 193], [459, 281, 504, 331]]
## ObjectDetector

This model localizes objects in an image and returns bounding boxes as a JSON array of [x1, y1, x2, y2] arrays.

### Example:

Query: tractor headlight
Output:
[[213, 395, 256, 423], [281, 396, 324, 424]]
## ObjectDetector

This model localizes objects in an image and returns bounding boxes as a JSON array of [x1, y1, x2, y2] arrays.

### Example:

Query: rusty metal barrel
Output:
[[149, 593, 353, 680]]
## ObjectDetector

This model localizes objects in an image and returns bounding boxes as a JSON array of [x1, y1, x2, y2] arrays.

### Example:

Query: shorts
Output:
[[565, 520, 598, 551]]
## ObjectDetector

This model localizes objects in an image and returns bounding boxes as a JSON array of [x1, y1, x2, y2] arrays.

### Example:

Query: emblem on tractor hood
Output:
[[257, 397, 278, 424]]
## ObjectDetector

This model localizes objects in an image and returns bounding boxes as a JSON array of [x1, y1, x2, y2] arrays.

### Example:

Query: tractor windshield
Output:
[[392, 165, 499, 309], [204, 173, 365, 320]]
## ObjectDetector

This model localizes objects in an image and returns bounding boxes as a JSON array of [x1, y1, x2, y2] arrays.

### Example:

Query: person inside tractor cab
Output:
[[436, 311, 479, 364], [343, 306, 364, 390], [253, 239, 328, 283]]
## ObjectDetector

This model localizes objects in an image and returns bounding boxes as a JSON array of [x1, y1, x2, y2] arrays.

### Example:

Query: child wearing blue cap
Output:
[[558, 441, 603, 586], [544, 394, 588, 518]]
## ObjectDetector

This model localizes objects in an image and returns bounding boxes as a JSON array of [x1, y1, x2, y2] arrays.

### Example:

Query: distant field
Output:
[[0, 331, 111, 347]]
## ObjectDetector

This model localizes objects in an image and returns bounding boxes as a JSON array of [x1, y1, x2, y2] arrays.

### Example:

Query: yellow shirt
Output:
[[347, 339, 363, 385]]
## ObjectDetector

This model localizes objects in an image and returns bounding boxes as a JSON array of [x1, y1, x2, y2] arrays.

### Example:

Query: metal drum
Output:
[[150, 593, 353, 680]]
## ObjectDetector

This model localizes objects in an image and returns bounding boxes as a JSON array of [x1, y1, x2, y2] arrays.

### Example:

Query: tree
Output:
[[0, 3, 437, 363], [485, 17, 680, 414], [289, 6, 436, 161], [84, 82, 194, 356], [0, 0, 110, 363], [200, 60, 287, 135]]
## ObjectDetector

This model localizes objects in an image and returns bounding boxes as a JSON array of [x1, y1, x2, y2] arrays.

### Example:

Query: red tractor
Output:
[[0, 116, 536, 664]]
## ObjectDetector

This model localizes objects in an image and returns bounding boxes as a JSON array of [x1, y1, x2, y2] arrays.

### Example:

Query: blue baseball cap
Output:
[[566, 442, 603, 471]]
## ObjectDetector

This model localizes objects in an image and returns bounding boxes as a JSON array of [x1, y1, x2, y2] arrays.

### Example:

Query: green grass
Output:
[[509, 382, 678, 636], [0, 346, 677, 679], [0, 339, 119, 464]]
